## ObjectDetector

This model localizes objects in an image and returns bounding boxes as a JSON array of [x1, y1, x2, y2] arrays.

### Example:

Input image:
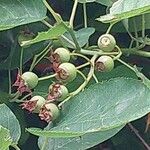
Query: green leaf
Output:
[[95, 0, 113, 6], [21, 23, 67, 46], [97, 0, 150, 23], [38, 125, 124, 150], [0, 126, 12, 150], [0, 0, 46, 31], [0, 104, 21, 143], [27, 78, 150, 137], [60, 27, 95, 49]]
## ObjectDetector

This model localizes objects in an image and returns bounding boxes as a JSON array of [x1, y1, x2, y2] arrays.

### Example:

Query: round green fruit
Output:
[[49, 83, 69, 101], [56, 63, 77, 83], [30, 96, 46, 113], [53, 47, 70, 63], [44, 103, 60, 121], [21, 72, 38, 89], [97, 34, 116, 52], [95, 55, 114, 72]]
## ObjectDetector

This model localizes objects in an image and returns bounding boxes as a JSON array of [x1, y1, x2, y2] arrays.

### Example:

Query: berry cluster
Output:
[[12, 34, 117, 123]]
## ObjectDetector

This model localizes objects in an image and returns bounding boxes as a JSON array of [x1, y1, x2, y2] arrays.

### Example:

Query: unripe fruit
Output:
[[53, 47, 70, 63], [21, 95, 46, 113], [44, 103, 60, 120], [56, 63, 77, 83], [39, 103, 60, 122], [30, 96, 46, 113], [95, 55, 114, 72], [49, 83, 69, 101], [21, 72, 38, 89], [97, 34, 116, 52]]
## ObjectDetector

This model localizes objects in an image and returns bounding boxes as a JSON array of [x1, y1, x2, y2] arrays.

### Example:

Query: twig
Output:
[[128, 123, 150, 150]]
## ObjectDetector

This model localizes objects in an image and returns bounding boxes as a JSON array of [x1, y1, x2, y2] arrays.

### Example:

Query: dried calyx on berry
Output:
[[95, 55, 114, 72], [21, 72, 39, 89], [47, 83, 69, 102], [13, 71, 38, 94], [56, 63, 77, 83], [97, 34, 116, 52], [50, 47, 70, 63], [21, 96, 46, 113], [39, 103, 60, 122]]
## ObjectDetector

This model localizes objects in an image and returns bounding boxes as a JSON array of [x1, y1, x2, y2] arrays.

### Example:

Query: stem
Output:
[[11, 144, 21, 150], [77, 70, 87, 81], [128, 123, 150, 150], [33, 47, 51, 68], [70, 52, 91, 62], [113, 45, 122, 60], [42, 20, 76, 48], [69, 0, 78, 27], [133, 19, 139, 47], [83, 3, 89, 47], [41, 20, 52, 28], [117, 58, 135, 71], [122, 48, 150, 58], [93, 73, 99, 83], [38, 73, 56, 81], [62, 23, 81, 51], [76, 62, 90, 69], [80, 49, 118, 56], [59, 54, 98, 107], [142, 14, 145, 38], [8, 70, 11, 94], [20, 47, 24, 75], [43, 0, 61, 23], [29, 43, 51, 71], [106, 22, 115, 34], [83, 3, 87, 28]]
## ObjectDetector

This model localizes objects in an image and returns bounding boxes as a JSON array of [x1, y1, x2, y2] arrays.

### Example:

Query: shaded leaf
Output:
[[38, 125, 124, 150], [0, 104, 21, 143], [0, 0, 46, 31], [97, 0, 150, 23]]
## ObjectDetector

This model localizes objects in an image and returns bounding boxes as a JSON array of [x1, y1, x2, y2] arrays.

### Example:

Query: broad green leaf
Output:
[[0, 0, 46, 31], [91, 13, 150, 32], [0, 104, 21, 143], [60, 27, 95, 49], [95, 0, 113, 6], [27, 78, 150, 137], [21, 23, 67, 46], [0, 126, 12, 150], [97, 0, 150, 23], [38, 125, 124, 150]]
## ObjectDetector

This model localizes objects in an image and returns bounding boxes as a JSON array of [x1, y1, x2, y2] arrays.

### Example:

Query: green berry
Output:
[[21, 72, 38, 89], [95, 55, 114, 72], [49, 83, 69, 101], [53, 47, 70, 63], [56, 63, 77, 83], [97, 34, 116, 52], [44, 103, 60, 120], [30, 96, 46, 113]]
